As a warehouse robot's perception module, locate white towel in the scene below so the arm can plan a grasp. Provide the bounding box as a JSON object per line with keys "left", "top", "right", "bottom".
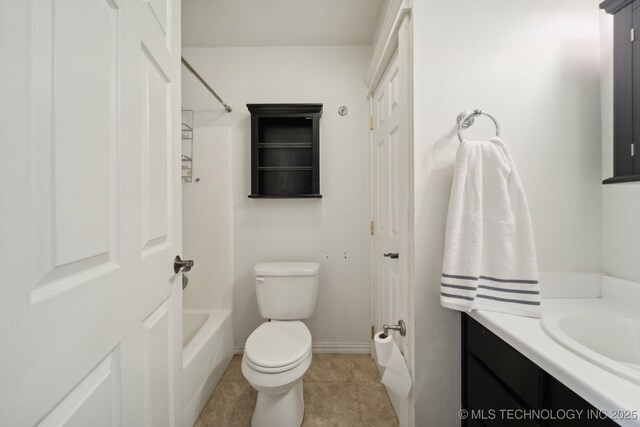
{"left": 440, "top": 137, "right": 541, "bottom": 318}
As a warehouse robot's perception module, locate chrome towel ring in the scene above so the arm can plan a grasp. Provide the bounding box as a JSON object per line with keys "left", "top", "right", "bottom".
{"left": 456, "top": 109, "right": 500, "bottom": 143}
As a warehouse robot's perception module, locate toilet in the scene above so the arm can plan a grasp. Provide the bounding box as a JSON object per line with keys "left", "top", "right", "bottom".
{"left": 241, "top": 262, "right": 319, "bottom": 427}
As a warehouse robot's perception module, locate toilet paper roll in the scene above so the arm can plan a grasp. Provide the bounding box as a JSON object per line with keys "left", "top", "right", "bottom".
{"left": 374, "top": 331, "right": 412, "bottom": 398}
{"left": 374, "top": 332, "right": 394, "bottom": 367}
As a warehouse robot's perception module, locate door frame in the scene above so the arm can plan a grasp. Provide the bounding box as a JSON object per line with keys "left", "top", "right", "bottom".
{"left": 367, "top": 1, "right": 414, "bottom": 427}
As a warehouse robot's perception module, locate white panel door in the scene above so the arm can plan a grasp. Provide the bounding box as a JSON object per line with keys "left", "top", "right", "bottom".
{"left": 370, "top": 18, "right": 411, "bottom": 426}
{"left": 0, "top": 0, "right": 182, "bottom": 426}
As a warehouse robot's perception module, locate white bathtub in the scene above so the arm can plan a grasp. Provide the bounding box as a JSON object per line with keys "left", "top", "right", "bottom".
{"left": 183, "top": 309, "right": 233, "bottom": 427}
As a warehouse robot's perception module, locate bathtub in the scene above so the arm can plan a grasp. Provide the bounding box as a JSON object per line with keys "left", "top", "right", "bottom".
{"left": 183, "top": 309, "right": 233, "bottom": 427}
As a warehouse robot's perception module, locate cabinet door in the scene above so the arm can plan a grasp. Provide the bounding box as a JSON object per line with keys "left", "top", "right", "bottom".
{"left": 614, "top": 2, "right": 634, "bottom": 176}
{"left": 465, "top": 316, "right": 541, "bottom": 409}
{"left": 543, "top": 376, "right": 618, "bottom": 427}
{"left": 466, "top": 357, "right": 540, "bottom": 427}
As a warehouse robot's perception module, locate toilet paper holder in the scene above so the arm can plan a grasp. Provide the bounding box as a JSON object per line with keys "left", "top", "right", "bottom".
{"left": 381, "top": 319, "right": 406, "bottom": 338}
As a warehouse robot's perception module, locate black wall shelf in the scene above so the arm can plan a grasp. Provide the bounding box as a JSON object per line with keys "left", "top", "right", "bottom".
{"left": 600, "top": 0, "right": 640, "bottom": 181}
{"left": 247, "top": 103, "right": 322, "bottom": 198}
{"left": 602, "top": 174, "right": 640, "bottom": 184}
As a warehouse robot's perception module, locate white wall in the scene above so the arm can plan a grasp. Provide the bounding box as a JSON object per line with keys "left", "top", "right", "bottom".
{"left": 182, "top": 46, "right": 372, "bottom": 350}
{"left": 182, "top": 127, "right": 234, "bottom": 311}
{"left": 599, "top": 11, "right": 640, "bottom": 283}
{"left": 411, "top": 1, "right": 603, "bottom": 425}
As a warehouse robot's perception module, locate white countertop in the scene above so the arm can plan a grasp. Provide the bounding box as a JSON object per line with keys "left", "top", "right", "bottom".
{"left": 469, "top": 293, "right": 640, "bottom": 427}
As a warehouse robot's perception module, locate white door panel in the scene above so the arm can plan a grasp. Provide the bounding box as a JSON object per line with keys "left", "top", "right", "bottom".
{"left": 143, "top": 296, "right": 176, "bottom": 427}
{"left": 36, "top": 350, "right": 121, "bottom": 427}
{"left": 0, "top": 0, "right": 182, "bottom": 425}
{"left": 29, "top": 0, "right": 120, "bottom": 303}
{"left": 141, "top": 46, "right": 172, "bottom": 254}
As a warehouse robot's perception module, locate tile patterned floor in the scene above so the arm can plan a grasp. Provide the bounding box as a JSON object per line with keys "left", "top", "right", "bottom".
{"left": 194, "top": 354, "right": 399, "bottom": 427}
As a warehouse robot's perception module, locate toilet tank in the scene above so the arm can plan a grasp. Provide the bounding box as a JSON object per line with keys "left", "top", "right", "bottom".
{"left": 254, "top": 262, "right": 319, "bottom": 320}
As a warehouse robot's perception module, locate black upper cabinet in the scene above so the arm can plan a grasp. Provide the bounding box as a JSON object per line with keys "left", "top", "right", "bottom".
{"left": 247, "top": 104, "right": 322, "bottom": 198}
{"left": 601, "top": 0, "right": 640, "bottom": 183}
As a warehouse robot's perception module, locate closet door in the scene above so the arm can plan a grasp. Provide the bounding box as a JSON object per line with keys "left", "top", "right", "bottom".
{"left": 370, "top": 12, "right": 412, "bottom": 427}
{"left": 0, "top": 0, "right": 183, "bottom": 426}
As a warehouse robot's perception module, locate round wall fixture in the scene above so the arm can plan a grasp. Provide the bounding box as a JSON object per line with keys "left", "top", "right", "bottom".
{"left": 338, "top": 106, "right": 348, "bottom": 116}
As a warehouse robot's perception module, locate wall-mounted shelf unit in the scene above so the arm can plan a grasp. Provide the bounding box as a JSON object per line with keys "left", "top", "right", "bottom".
{"left": 601, "top": 0, "right": 640, "bottom": 183}
{"left": 182, "top": 109, "right": 194, "bottom": 183}
{"left": 247, "top": 104, "right": 322, "bottom": 198}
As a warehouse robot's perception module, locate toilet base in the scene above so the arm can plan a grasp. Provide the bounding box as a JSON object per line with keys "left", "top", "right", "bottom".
{"left": 251, "top": 380, "right": 304, "bottom": 427}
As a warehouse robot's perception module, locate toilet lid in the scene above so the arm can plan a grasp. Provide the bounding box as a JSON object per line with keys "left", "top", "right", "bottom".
{"left": 244, "top": 321, "right": 312, "bottom": 373}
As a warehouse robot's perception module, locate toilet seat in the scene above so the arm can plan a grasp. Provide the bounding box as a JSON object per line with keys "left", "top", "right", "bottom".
{"left": 244, "top": 321, "right": 311, "bottom": 374}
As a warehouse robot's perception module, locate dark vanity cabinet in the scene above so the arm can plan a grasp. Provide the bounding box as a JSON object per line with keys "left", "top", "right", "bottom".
{"left": 601, "top": 0, "right": 640, "bottom": 183}
{"left": 462, "top": 315, "right": 617, "bottom": 427}
{"left": 247, "top": 104, "right": 322, "bottom": 198}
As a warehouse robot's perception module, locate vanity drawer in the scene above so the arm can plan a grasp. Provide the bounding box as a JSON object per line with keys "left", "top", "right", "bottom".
{"left": 465, "top": 316, "right": 541, "bottom": 409}
{"left": 467, "top": 356, "right": 540, "bottom": 427}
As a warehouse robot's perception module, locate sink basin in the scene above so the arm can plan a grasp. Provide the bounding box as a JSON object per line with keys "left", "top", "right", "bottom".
{"left": 542, "top": 310, "right": 640, "bottom": 384}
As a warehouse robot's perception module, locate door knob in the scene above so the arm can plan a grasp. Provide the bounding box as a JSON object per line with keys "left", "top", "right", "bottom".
{"left": 383, "top": 252, "right": 399, "bottom": 259}
{"left": 174, "top": 255, "right": 194, "bottom": 274}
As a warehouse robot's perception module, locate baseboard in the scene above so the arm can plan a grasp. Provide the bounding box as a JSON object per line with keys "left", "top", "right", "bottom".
{"left": 312, "top": 342, "right": 370, "bottom": 354}
{"left": 234, "top": 342, "right": 370, "bottom": 355}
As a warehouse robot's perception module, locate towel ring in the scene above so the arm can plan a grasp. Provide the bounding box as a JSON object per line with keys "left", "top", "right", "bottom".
{"left": 456, "top": 109, "right": 500, "bottom": 143}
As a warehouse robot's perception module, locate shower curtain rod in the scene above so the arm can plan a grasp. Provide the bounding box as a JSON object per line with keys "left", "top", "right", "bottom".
{"left": 181, "top": 56, "right": 232, "bottom": 113}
